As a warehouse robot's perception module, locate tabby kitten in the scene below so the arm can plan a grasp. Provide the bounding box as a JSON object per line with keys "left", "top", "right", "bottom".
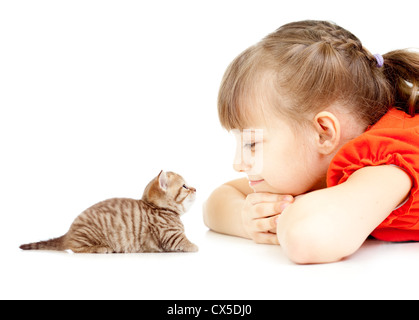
{"left": 20, "top": 171, "right": 198, "bottom": 253}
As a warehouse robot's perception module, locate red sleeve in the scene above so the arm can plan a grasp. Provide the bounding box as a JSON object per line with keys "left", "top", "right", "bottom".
{"left": 328, "top": 127, "right": 419, "bottom": 189}
{"left": 327, "top": 127, "right": 419, "bottom": 241}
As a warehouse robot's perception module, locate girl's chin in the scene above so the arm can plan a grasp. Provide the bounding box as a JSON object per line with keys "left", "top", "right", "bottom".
{"left": 251, "top": 182, "right": 279, "bottom": 193}
{"left": 251, "top": 181, "right": 293, "bottom": 195}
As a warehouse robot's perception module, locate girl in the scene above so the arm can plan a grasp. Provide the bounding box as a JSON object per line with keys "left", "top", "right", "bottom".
{"left": 203, "top": 20, "right": 419, "bottom": 264}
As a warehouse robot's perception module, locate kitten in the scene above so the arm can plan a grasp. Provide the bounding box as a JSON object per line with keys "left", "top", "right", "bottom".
{"left": 20, "top": 171, "right": 198, "bottom": 253}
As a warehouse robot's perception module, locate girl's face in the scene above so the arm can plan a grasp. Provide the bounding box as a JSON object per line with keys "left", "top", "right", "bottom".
{"left": 232, "top": 115, "right": 328, "bottom": 196}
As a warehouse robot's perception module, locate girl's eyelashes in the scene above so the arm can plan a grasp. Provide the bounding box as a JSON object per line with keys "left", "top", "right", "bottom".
{"left": 182, "top": 184, "right": 188, "bottom": 189}
{"left": 244, "top": 142, "right": 258, "bottom": 149}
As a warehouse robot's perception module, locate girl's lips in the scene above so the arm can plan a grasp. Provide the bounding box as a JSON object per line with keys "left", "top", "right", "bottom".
{"left": 249, "top": 179, "right": 264, "bottom": 187}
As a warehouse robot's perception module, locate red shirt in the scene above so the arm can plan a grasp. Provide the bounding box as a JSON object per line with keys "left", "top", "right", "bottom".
{"left": 327, "top": 108, "right": 419, "bottom": 241}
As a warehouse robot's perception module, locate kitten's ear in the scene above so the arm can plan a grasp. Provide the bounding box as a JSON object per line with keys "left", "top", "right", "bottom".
{"left": 158, "top": 170, "right": 168, "bottom": 192}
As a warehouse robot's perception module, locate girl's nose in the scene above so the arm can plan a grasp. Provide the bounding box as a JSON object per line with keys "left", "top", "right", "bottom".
{"left": 233, "top": 161, "right": 251, "bottom": 173}
{"left": 233, "top": 146, "right": 251, "bottom": 172}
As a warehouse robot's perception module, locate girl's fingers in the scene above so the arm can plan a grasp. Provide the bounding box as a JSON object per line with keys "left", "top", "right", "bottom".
{"left": 246, "top": 192, "right": 293, "bottom": 205}
{"left": 250, "top": 201, "right": 292, "bottom": 219}
{"left": 242, "top": 193, "right": 294, "bottom": 244}
{"left": 252, "top": 215, "right": 278, "bottom": 232}
{"left": 252, "top": 232, "right": 279, "bottom": 245}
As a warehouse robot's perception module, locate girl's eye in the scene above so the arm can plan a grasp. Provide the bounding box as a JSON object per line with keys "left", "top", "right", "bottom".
{"left": 244, "top": 142, "right": 257, "bottom": 149}
{"left": 182, "top": 184, "right": 188, "bottom": 189}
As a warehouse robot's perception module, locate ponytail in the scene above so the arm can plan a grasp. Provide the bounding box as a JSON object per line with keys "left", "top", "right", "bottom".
{"left": 382, "top": 50, "right": 419, "bottom": 116}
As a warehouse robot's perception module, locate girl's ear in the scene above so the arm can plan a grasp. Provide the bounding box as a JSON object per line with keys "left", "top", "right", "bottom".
{"left": 313, "top": 111, "right": 341, "bottom": 155}
{"left": 158, "top": 170, "right": 168, "bottom": 191}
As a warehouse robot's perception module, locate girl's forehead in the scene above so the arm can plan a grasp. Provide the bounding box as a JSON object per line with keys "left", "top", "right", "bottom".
{"left": 231, "top": 109, "right": 285, "bottom": 134}
{"left": 231, "top": 109, "right": 296, "bottom": 142}
{"left": 233, "top": 103, "right": 273, "bottom": 130}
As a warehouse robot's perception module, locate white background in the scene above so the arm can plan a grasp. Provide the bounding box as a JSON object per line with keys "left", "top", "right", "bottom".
{"left": 2, "top": 0, "right": 419, "bottom": 300}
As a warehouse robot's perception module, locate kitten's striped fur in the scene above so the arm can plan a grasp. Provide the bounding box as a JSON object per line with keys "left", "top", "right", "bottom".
{"left": 20, "top": 171, "right": 198, "bottom": 253}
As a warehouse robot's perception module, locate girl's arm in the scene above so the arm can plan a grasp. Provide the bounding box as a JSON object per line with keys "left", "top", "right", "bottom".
{"left": 203, "top": 178, "right": 294, "bottom": 243}
{"left": 203, "top": 178, "right": 253, "bottom": 238}
{"left": 276, "top": 165, "right": 412, "bottom": 264}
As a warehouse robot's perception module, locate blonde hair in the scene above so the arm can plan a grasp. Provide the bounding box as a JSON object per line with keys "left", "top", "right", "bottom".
{"left": 218, "top": 20, "right": 419, "bottom": 130}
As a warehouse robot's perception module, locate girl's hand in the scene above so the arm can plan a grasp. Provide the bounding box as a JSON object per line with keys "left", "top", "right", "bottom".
{"left": 242, "top": 193, "right": 294, "bottom": 244}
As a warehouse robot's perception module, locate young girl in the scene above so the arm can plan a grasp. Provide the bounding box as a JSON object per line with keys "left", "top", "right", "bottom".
{"left": 203, "top": 20, "right": 419, "bottom": 264}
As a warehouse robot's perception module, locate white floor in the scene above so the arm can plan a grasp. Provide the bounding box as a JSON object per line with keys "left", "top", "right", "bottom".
{"left": 2, "top": 0, "right": 419, "bottom": 301}
{"left": 4, "top": 214, "right": 419, "bottom": 300}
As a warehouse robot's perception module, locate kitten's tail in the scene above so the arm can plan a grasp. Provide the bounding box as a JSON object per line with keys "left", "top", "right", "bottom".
{"left": 20, "top": 234, "right": 67, "bottom": 251}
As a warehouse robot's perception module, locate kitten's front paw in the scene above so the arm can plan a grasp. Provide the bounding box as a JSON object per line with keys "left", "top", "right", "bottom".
{"left": 188, "top": 243, "right": 199, "bottom": 252}
{"left": 180, "top": 242, "right": 198, "bottom": 252}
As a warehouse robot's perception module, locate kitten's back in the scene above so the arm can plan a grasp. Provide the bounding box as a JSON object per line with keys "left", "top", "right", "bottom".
{"left": 67, "top": 198, "right": 160, "bottom": 253}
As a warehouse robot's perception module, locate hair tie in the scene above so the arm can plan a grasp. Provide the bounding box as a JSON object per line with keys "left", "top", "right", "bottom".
{"left": 373, "top": 54, "right": 384, "bottom": 68}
